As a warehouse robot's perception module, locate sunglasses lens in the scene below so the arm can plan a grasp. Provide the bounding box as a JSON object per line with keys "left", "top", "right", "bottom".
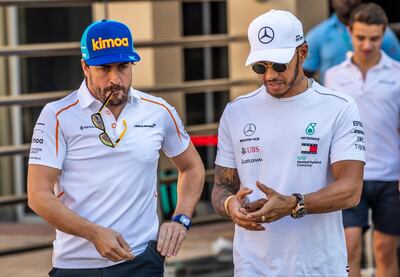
{"left": 252, "top": 63, "right": 267, "bottom": 74}
{"left": 272, "top": 63, "right": 287, "bottom": 73}
{"left": 91, "top": 114, "right": 105, "bottom": 130}
{"left": 99, "top": 133, "right": 114, "bottom": 148}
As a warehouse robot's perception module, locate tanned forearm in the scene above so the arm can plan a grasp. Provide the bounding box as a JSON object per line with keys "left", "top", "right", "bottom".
{"left": 170, "top": 142, "right": 205, "bottom": 218}
{"left": 211, "top": 165, "right": 241, "bottom": 218}
{"left": 27, "top": 165, "right": 100, "bottom": 242}
{"left": 304, "top": 160, "right": 364, "bottom": 214}
{"left": 304, "top": 176, "right": 362, "bottom": 214}
{"left": 174, "top": 162, "right": 205, "bottom": 217}
{"left": 28, "top": 191, "right": 100, "bottom": 241}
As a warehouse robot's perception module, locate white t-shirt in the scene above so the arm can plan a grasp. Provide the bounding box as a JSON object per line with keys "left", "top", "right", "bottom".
{"left": 29, "top": 81, "right": 190, "bottom": 268}
{"left": 215, "top": 81, "right": 365, "bottom": 277}
{"left": 326, "top": 51, "right": 400, "bottom": 181}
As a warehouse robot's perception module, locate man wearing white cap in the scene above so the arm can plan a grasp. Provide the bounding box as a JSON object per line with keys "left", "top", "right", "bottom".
{"left": 212, "top": 10, "right": 366, "bottom": 276}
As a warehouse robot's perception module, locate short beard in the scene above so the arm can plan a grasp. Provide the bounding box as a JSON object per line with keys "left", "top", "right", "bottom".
{"left": 88, "top": 74, "right": 129, "bottom": 106}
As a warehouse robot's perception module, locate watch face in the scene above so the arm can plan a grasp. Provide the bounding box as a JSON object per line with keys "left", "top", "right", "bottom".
{"left": 180, "top": 216, "right": 190, "bottom": 225}
{"left": 294, "top": 207, "right": 306, "bottom": 218}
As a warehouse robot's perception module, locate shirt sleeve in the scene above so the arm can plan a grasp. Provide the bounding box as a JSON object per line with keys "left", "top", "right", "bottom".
{"left": 303, "top": 28, "right": 321, "bottom": 72}
{"left": 215, "top": 104, "right": 236, "bottom": 168}
{"left": 382, "top": 27, "right": 400, "bottom": 61}
{"left": 28, "top": 104, "right": 66, "bottom": 169}
{"left": 330, "top": 100, "right": 366, "bottom": 164}
{"left": 161, "top": 103, "right": 190, "bottom": 158}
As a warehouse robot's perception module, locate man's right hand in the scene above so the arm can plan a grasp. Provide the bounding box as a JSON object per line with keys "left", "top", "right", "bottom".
{"left": 89, "top": 226, "right": 134, "bottom": 262}
{"left": 228, "top": 187, "right": 265, "bottom": 231}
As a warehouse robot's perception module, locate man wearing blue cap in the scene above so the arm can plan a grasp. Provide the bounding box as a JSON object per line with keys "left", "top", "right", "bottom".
{"left": 27, "top": 19, "right": 205, "bottom": 276}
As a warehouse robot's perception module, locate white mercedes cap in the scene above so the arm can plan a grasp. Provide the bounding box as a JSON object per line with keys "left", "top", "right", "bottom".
{"left": 245, "top": 9, "right": 305, "bottom": 66}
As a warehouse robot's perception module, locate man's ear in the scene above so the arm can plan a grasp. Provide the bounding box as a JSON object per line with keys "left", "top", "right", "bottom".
{"left": 81, "top": 59, "right": 90, "bottom": 78}
{"left": 299, "top": 43, "right": 309, "bottom": 63}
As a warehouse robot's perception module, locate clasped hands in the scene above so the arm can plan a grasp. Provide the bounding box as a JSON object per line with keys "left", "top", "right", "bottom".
{"left": 227, "top": 181, "right": 297, "bottom": 231}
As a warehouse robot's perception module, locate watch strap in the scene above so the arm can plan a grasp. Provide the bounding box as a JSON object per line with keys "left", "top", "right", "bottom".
{"left": 291, "top": 193, "right": 306, "bottom": 219}
{"left": 172, "top": 214, "right": 192, "bottom": 230}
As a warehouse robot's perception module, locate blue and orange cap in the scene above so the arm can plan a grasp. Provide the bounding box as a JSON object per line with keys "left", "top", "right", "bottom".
{"left": 80, "top": 19, "right": 141, "bottom": 66}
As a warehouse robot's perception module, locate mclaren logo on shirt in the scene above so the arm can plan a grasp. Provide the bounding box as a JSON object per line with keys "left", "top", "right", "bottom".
{"left": 134, "top": 123, "right": 156, "bottom": 128}
{"left": 80, "top": 125, "right": 95, "bottom": 130}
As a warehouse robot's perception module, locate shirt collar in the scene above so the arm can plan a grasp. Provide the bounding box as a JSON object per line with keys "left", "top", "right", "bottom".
{"left": 77, "top": 80, "right": 140, "bottom": 109}
{"left": 373, "top": 51, "right": 395, "bottom": 70}
{"left": 343, "top": 50, "right": 394, "bottom": 70}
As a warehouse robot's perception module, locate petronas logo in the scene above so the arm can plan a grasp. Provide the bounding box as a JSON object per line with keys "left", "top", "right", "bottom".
{"left": 305, "top": 123, "right": 317, "bottom": 135}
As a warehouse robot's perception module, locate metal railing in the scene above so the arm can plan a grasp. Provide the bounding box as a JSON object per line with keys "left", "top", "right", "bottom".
{"left": 0, "top": 34, "right": 247, "bottom": 57}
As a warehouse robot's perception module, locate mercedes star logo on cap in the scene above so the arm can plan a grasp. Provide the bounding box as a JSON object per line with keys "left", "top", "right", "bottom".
{"left": 258, "top": 26, "right": 274, "bottom": 44}
{"left": 243, "top": 123, "right": 256, "bottom": 137}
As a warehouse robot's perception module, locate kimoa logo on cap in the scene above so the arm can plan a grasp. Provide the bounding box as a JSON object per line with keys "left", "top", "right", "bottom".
{"left": 92, "top": 37, "right": 129, "bottom": 51}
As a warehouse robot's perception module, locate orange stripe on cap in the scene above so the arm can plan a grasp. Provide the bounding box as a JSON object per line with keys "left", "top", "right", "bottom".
{"left": 55, "top": 100, "right": 80, "bottom": 156}
{"left": 141, "top": 97, "right": 182, "bottom": 141}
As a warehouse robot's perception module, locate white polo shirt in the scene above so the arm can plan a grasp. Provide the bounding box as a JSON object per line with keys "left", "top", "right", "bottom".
{"left": 29, "top": 81, "right": 190, "bottom": 268}
{"left": 215, "top": 81, "right": 365, "bottom": 277}
{"left": 326, "top": 51, "right": 400, "bottom": 181}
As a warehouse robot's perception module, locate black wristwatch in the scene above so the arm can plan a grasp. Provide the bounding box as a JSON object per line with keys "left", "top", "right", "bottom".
{"left": 290, "top": 193, "right": 307, "bottom": 219}
{"left": 172, "top": 214, "right": 192, "bottom": 230}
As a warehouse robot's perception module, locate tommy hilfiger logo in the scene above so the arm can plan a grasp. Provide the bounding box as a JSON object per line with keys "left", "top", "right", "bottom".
{"left": 301, "top": 143, "right": 318, "bottom": 154}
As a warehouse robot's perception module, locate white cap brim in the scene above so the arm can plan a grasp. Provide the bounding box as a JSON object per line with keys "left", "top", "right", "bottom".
{"left": 245, "top": 47, "right": 296, "bottom": 66}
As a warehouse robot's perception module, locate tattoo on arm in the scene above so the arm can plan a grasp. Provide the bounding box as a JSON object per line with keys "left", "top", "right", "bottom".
{"left": 211, "top": 165, "right": 241, "bottom": 217}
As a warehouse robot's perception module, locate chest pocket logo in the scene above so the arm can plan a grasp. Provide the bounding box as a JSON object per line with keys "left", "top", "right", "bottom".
{"left": 305, "top": 123, "right": 317, "bottom": 135}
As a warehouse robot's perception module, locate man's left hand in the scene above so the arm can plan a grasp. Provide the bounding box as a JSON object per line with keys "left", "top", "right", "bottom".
{"left": 157, "top": 222, "right": 187, "bottom": 257}
{"left": 245, "top": 181, "right": 296, "bottom": 223}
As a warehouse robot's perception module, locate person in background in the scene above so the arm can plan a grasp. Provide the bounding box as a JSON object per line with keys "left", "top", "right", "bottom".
{"left": 326, "top": 4, "right": 400, "bottom": 277}
{"left": 27, "top": 19, "right": 205, "bottom": 277}
{"left": 304, "top": 0, "right": 400, "bottom": 84}
{"left": 212, "top": 9, "right": 365, "bottom": 276}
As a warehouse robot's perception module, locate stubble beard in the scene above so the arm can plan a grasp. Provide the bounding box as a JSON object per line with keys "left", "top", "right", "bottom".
{"left": 88, "top": 74, "right": 130, "bottom": 106}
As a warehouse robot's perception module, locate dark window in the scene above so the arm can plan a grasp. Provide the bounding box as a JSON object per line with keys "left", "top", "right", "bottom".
{"left": 182, "top": 1, "right": 227, "bottom": 36}
{"left": 18, "top": 7, "right": 91, "bottom": 43}
{"left": 210, "top": 1, "right": 227, "bottom": 34}
{"left": 181, "top": 1, "right": 228, "bottom": 216}
{"left": 184, "top": 46, "right": 228, "bottom": 81}
{"left": 212, "top": 47, "right": 229, "bottom": 78}
{"left": 184, "top": 48, "right": 205, "bottom": 81}
{"left": 185, "top": 93, "right": 206, "bottom": 125}
{"left": 18, "top": 7, "right": 91, "bottom": 142}
{"left": 182, "top": 2, "right": 203, "bottom": 36}
{"left": 185, "top": 91, "right": 228, "bottom": 125}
